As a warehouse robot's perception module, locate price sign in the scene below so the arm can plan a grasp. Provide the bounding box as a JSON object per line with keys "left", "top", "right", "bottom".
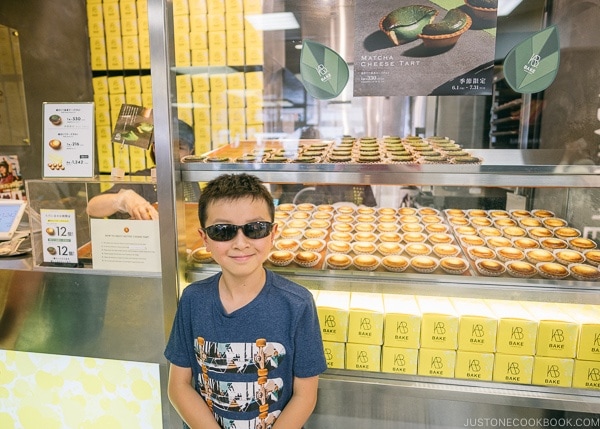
{"left": 42, "top": 102, "right": 95, "bottom": 178}
{"left": 40, "top": 209, "right": 78, "bottom": 264}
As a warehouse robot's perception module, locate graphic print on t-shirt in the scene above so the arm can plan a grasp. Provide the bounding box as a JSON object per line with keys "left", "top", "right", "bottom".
{"left": 195, "top": 337, "right": 287, "bottom": 427}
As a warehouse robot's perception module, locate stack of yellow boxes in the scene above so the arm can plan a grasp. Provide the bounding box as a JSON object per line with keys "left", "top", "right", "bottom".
{"left": 416, "top": 296, "right": 459, "bottom": 378}
{"left": 382, "top": 294, "right": 420, "bottom": 375}
{"left": 346, "top": 292, "right": 385, "bottom": 372}
{"left": 564, "top": 304, "right": 600, "bottom": 389}
{"left": 312, "top": 291, "right": 600, "bottom": 391}
{"left": 87, "top": 0, "right": 266, "bottom": 173}
{"left": 316, "top": 290, "right": 350, "bottom": 370}
{"left": 488, "top": 299, "right": 538, "bottom": 384}
{"left": 171, "top": 0, "right": 265, "bottom": 152}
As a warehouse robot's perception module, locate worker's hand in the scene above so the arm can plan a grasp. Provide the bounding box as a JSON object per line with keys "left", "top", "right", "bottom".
{"left": 114, "top": 189, "right": 159, "bottom": 220}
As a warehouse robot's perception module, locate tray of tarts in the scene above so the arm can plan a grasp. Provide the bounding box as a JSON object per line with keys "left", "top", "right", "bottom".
{"left": 188, "top": 204, "right": 600, "bottom": 281}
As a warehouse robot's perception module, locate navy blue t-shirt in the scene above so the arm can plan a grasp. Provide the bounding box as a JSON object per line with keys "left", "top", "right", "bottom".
{"left": 165, "top": 269, "right": 327, "bottom": 428}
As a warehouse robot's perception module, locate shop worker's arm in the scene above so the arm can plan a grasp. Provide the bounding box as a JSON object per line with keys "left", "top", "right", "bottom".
{"left": 272, "top": 375, "right": 319, "bottom": 429}
{"left": 168, "top": 364, "right": 221, "bottom": 429}
{"left": 86, "top": 189, "right": 158, "bottom": 220}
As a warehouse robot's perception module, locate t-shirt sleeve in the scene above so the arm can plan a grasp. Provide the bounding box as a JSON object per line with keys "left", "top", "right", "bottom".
{"left": 164, "top": 292, "right": 193, "bottom": 368}
{"left": 292, "top": 293, "right": 327, "bottom": 378}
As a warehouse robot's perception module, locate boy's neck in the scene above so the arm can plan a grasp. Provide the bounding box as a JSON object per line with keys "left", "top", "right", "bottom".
{"left": 218, "top": 269, "right": 266, "bottom": 314}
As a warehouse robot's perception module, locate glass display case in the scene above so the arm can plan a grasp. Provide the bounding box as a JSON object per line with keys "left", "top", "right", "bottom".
{"left": 143, "top": 0, "right": 600, "bottom": 426}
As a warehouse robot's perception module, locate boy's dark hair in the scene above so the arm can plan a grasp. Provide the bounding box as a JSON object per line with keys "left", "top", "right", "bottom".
{"left": 198, "top": 173, "right": 275, "bottom": 227}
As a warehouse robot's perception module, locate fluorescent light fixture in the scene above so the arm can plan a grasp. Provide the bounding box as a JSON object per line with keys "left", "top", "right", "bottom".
{"left": 498, "top": 0, "right": 523, "bottom": 16}
{"left": 245, "top": 12, "right": 300, "bottom": 31}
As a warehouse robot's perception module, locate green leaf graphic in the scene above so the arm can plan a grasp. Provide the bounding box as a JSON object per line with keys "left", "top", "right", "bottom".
{"left": 504, "top": 25, "right": 560, "bottom": 94}
{"left": 300, "top": 40, "right": 350, "bottom": 100}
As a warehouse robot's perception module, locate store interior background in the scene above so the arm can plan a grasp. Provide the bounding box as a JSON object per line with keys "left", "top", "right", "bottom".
{"left": 1, "top": 1, "right": 600, "bottom": 428}
{"left": 1, "top": 0, "right": 599, "bottom": 184}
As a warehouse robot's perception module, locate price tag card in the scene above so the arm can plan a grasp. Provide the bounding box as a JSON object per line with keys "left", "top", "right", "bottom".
{"left": 43, "top": 102, "right": 95, "bottom": 178}
{"left": 40, "top": 209, "right": 78, "bottom": 264}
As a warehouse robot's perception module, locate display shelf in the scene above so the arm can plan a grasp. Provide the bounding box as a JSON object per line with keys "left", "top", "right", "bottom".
{"left": 181, "top": 149, "right": 600, "bottom": 187}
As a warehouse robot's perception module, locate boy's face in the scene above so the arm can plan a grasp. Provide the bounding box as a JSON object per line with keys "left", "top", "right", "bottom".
{"left": 199, "top": 196, "right": 276, "bottom": 279}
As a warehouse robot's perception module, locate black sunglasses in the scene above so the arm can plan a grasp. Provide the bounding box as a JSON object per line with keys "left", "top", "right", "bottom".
{"left": 202, "top": 221, "right": 275, "bottom": 242}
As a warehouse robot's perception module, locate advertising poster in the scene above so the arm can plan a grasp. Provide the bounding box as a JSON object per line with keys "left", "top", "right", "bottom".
{"left": 353, "top": 0, "right": 497, "bottom": 96}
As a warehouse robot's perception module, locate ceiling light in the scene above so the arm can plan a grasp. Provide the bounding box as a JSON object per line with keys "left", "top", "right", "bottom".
{"left": 245, "top": 12, "right": 300, "bottom": 31}
{"left": 498, "top": 0, "right": 523, "bottom": 16}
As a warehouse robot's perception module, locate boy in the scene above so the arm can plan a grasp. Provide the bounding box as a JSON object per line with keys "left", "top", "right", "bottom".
{"left": 165, "top": 173, "right": 327, "bottom": 428}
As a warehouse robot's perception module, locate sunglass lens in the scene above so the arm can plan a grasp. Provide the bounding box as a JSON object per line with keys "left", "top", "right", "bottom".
{"left": 244, "top": 221, "right": 271, "bottom": 239}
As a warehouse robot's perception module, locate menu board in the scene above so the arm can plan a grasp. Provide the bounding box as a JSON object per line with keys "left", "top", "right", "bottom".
{"left": 42, "top": 102, "right": 95, "bottom": 178}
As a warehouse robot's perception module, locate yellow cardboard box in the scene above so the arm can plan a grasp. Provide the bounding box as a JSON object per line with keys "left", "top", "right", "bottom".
{"left": 527, "top": 302, "right": 579, "bottom": 358}
{"left": 345, "top": 343, "right": 381, "bottom": 372}
{"left": 316, "top": 290, "right": 350, "bottom": 343}
{"left": 207, "top": 0, "right": 225, "bottom": 14}
{"left": 95, "top": 109, "right": 112, "bottom": 127}
{"left": 92, "top": 76, "right": 109, "bottom": 94}
{"left": 173, "top": 0, "right": 190, "bottom": 16}
{"left": 225, "top": 0, "right": 244, "bottom": 13}
{"left": 245, "top": 71, "right": 264, "bottom": 89}
{"left": 418, "top": 348, "right": 456, "bottom": 378}
{"left": 103, "top": 2, "right": 120, "bottom": 21}
{"left": 383, "top": 294, "right": 421, "bottom": 349}
{"left": 192, "top": 74, "right": 210, "bottom": 92}
{"left": 194, "top": 107, "right": 211, "bottom": 127}
{"left": 347, "top": 292, "right": 384, "bottom": 345}
{"left": 227, "top": 48, "right": 245, "bottom": 66}
{"left": 572, "top": 359, "right": 600, "bottom": 390}
{"left": 190, "top": 31, "right": 208, "bottom": 51}
{"left": 416, "top": 296, "right": 459, "bottom": 350}
{"left": 89, "top": 37, "right": 108, "bottom": 71}
{"left": 207, "top": 13, "right": 226, "bottom": 31}
{"left": 193, "top": 91, "right": 211, "bottom": 108}
{"left": 226, "top": 72, "right": 245, "bottom": 90}
{"left": 124, "top": 76, "right": 142, "bottom": 94}
{"left": 381, "top": 346, "right": 418, "bottom": 375}
{"left": 455, "top": 350, "right": 494, "bottom": 381}
{"left": 176, "top": 74, "right": 193, "bottom": 95}
{"left": 104, "top": 18, "right": 122, "bottom": 37}
{"left": 243, "top": 0, "right": 262, "bottom": 15}
{"left": 228, "top": 124, "right": 246, "bottom": 142}
{"left": 189, "top": 0, "right": 208, "bottom": 14}
{"left": 492, "top": 353, "right": 534, "bottom": 385}
{"left": 487, "top": 299, "right": 538, "bottom": 356}
{"left": 228, "top": 108, "right": 246, "bottom": 127}
{"left": 245, "top": 106, "right": 263, "bottom": 125}
{"left": 227, "top": 90, "right": 245, "bottom": 109}
{"left": 532, "top": 356, "right": 574, "bottom": 388}
{"left": 191, "top": 49, "right": 209, "bottom": 67}
{"left": 452, "top": 297, "right": 498, "bottom": 353}
{"left": 563, "top": 304, "right": 600, "bottom": 362}
{"left": 246, "top": 124, "right": 263, "bottom": 140}
{"left": 322, "top": 341, "right": 345, "bottom": 370}
{"left": 141, "top": 75, "right": 153, "bottom": 93}
{"left": 94, "top": 94, "right": 110, "bottom": 111}
{"left": 190, "top": 14, "right": 208, "bottom": 33}
{"left": 125, "top": 93, "right": 143, "bottom": 106}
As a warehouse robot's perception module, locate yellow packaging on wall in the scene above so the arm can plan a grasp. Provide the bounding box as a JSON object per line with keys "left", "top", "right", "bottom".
{"left": 141, "top": 93, "right": 153, "bottom": 108}
{"left": 416, "top": 295, "right": 459, "bottom": 350}
{"left": 244, "top": 89, "right": 263, "bottom": 107}
{"left": 381, "top": 346, "right": 418, "bottom": 375}
{"left": 228, "top": 124, "right": 246, "bottom": 141}
{"left": 451, "top": 298, "right": 498, "bottom": 353}
{"left": 527, "top": 302, "right": 579, "bottom": 358}
{"left": 125, "top": 93, "right": 143, "bottom": 106}
{"left": 225, "top": 0, "right": 244, "bottom": 13}
{"left": 492, "top": 353, "right": 534, "bottom": 385}
{"left": 345, "top": 343, "right": 381, "bottom": 372}
{"left": 121, "top": 17, "right": 139, "bottom": 37}
{"left": 244, "top": 45, "right": 264, "bottom": 66}
{"left": 323, "top": 341, "right": 345, "bottom": 370}
{"left": 228, "top": 108, "right": 246, "bottom": 128}
{"left": 194, "top": 107, "right": 211, "bottom": 127}
{"left": 207, "top": 13, "right": 226, "bottom": 32}
{"left": 245, "top": 71, "right": 264, "bottom": 89}
{"left": 227, "top": 90, "right": 245, "bottom": 109}
{"left": 174, "top": 15, "right": 191, "bottom": 35}
{"left": 138, "top": 33, "right": 151, "bottom": 68}
{"left": 189, "top": 0, "right": 208, "bottom": 14}
{"left": 211, "top": 108, "right": 228, "bottom": 127}
{"left": 191, "top": 74, "right": 210, "bottom": 92}
{"left": 418, "top": 348, "right": 456, "bottom": 378}
{"left": 532, "top": 356, "right": 574, "bottom": 388}
{"left": 129, "top": 145, "right": 147, "bottom": 172}
{"left": 95, "top": 109, "right": 112, "bottom": 127}
{"left": 316, "top": 290, "right": 350, "bottom": 343}
{"left": 226, "top": 30, "right": 245, "bottom": 50}
{"left": 207, "top": 0, "right": 226, "bottom": 14}
{"left": 113, "top": 143, "right": 131, "bottom": 172}
{"left": 243, "top": 0, "right": 262, "bottom": 14}
{"left": 246, "top": 124, "right": 263, "bottom": 139}
{"left": 347, "top": 292, "right": 384, "bottom": 345}
{"left": 106, "top": 35, "right": 124, "bottom": 70}
{"left": 89, "top": 37, "right": 108, "bottom": 71}
{"left": 173, "top": 0, "right": 190, "bottom": 16}
{"left": 225, "top": 12, "right": 244, "bottom": 30}
{"left": 191, "top": 49, "right": 209, "bottom": 67}
{"left": 572, "top": 360, "right": 600, "bottom": 390}
{"left": 455, "top": 350, "right": 494, "bottom": 381}
{"left": 193, "top": 91, "right": 210, "bottom": 108}
{"left": 226, "top": 72, "right": 245, "bottom": 90}
{"left": 383, "top": 294, "right": 421, "bottom": 349}
{"left": 194, "top": 125, "right": 212, "bottom": 152}
{"left": 563, "top": 304, "right": 600, "bottom": 362}
{"left": 210, "top": 91, "right": 228, "bottom": 109}
{"left": 92, "top": 76, "right": 109, "bottom": 94}
{"left": 123, "top": 42, "right": 141, "bottom": 69}
{"left": 103, "top": 2, "right": 121, "bottom": 21}
{"left": 124, "top": 76, "right": 142, "bottom": 94}
{"left": 141, "top": 75, "right": 153, "bottom": 93}
{"left": 227, "top": 48, "right": 245, "bottom": 67}
{"left": 176, "top": 74, "right": 193, "bottom": 95}
{"left": 94, "top": 94, "right": 110, "bottom": 111}
{"left": 190, "top": 14, "right": 208, "bottom": 33}
{"left": 487, "top": 299, "right": 538, "bottom": 356}
{"left": 245, "top": 107, "right": 263, "bottom": 125}
{"left": 190, "top": 31, "right": 208, "bottom": 51}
